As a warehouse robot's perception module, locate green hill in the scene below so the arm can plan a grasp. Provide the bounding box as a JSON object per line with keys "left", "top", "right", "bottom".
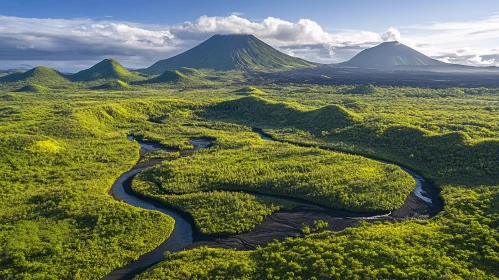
{"left": 140, "top": 34, "right": 316, "bottom": 74}
{"left": 69, "top": 59, "right": 137, "bottom": 81}
{"left": 92, "top": 80, "right": 130, "bottom": 90}
{"left": 347, "top": 84, "right": 380, "bottom": 94}
{"left": 137, "top": 70, "right": 187, "bottom": 84}
{"left": 206, "top": 96, "right": 361, "bottom": 134}
{"left": 234, "top": 86, "right": 265, "bottom": 95}
{"left": 0, "top": 66, "right": 69, "bottom": 85}
{"left": 14, "top": 84, "right": 50, "bottom": 93}
{"left": 341, "top": 41, "right": 446, "bottom": 68}
{"left": 176, "top": 67, "right": 201, "bottom": 76}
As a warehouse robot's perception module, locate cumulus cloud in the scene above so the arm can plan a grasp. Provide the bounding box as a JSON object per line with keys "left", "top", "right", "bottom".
{"left": 1, "top": 14, "right": 499, "bottom": 71}
{"left": 382, "top": 27, "right": 401, "bottom": 42}
{"left": 434, "top": 50, "right": 498, "bottom": 66}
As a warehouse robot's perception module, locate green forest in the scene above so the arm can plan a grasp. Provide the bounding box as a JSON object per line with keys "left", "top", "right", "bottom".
{"left": 133, "top": 130, "right": 414, "bottom": 212}
{"left": 0, "top": 82, "right": 498, "bottom": 279}
{"left": 130, "top": 121, "right": 414, "bottom": 234}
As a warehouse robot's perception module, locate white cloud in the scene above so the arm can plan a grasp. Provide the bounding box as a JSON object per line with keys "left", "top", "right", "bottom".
{"left": 399, "top": 15, "right": 499, "bottom": 66}
{"left": 170, "top": 15, "right": 384, "bottom": 48}
{"left": 0, "top": 14, "right": 499, "bottom": 71}
{"left": 382, "top": 27, "right": 401, "bottom": 42}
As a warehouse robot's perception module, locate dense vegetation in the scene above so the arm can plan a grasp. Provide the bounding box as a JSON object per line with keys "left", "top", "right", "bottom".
{"left": 206, "top": 95, "right": 362, "bottom": 134}
{"left": 138, "top": 189, "right": 293, "bottom": 235}
{"left": 132, "top": 131, "right": 414, "bottom": 213}
{"left": 138, "top": 185, "right": 499, "bottom": 279}
{"left": 14, "top": 84, "right": 51, "bottom": 93}
{"left": 129, "top": 123, "right": 296, "bottom": 235}
{"left": 129, "top": 117, "right": 414, "bottom": 234}
{"left": 0, "top": 82, "right": 497, "bottom": 279}
{"left": 0, "top": 98, "right": 182, "bottom": 279}
{"left": 234, "top": 86, "right": 266, "bottom": 95}
{"left": 136, "top": 87, "right": 499, "bottom": 279}
{"left": 92, "top": 80, "right": 130, "bottom": 91}
{"left": 136, "top": 70, "right": 187, "bottom": 85}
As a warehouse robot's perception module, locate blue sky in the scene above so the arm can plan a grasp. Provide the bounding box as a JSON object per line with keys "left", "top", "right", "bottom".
{"left": 1, "top": 0, "right": 499, "bottom": 71}
{"left": 2, "top": 0, "right": 497, "bottom": 30}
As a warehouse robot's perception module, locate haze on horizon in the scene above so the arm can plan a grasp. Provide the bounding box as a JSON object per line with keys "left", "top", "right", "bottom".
{"left": 1, "top": 0, "right": 499, "bottom": 72}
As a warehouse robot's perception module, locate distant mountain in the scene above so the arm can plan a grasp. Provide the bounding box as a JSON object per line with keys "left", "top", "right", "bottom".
{"left": 70, "top": 59, "right": 136, "bottom": 81}
{"left": 341, "top": 41, "right": 445, "bottom": 68}
{"left": 140, "top": 34, "right": 315, "bottom": 74}
{"left": 0, "top": 65, "right": 32, "bottom": 73}
{"left": 0, "top": 70, "right": 22, "bottom": 77}
{"left": 17, "top": 64, "right": 34, "bottom": 70}
{"left": 0, "top": 66, "right": 69, "bottom": 84}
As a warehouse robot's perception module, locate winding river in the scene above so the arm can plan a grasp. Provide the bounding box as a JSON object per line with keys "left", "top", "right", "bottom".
{"left": 103, "top": 130, "right": 442, "bottom": 280}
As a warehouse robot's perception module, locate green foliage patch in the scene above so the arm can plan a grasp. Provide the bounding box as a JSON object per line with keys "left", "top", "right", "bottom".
{"left": 234, "top": 86, "right": 266, "bottom": 95}
{"left": 92, "top": 80, "right": 130, "bottom": 91}
{"left": 15, "top": 84, "right": 50, "bottom": 93}
{"left": 134, "top": 134, "right": 414, "bottom": 213}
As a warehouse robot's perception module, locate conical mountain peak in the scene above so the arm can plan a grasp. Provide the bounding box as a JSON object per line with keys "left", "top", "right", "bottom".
{"left": 0, "top": 66, "right": 68, "bottom": 84}
{"left": 342, "top": 41, "right": 445, "bottom": 68}
{"left": 141, "top": 34, "right": 315, "bottom": 74}
{"left": 70, "top": 58, "right": 135, "bottom": 81}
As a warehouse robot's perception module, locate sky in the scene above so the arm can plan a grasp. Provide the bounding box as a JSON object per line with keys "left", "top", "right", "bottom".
{"left": 1, "top": 0, "right": 499, "bottom": 72}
